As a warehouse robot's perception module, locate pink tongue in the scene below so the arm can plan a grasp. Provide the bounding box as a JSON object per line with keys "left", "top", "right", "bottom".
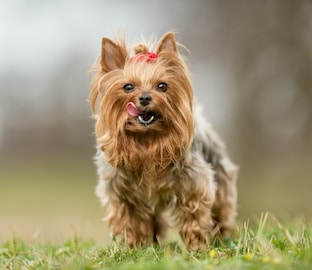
{"left": 126, "top": 102, "right": 139, "bottom": 116}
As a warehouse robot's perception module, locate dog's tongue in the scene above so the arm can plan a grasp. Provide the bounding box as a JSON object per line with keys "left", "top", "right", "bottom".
{"left": 126, "top": 102, "right": 139, "bottom": 116}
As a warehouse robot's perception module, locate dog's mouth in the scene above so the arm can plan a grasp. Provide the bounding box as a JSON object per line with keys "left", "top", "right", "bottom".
{"left": 137, "top": 111, "right": 155, "bottom": 125}
{"left": 126, "top": 102, "right": 156, "bottom": 126}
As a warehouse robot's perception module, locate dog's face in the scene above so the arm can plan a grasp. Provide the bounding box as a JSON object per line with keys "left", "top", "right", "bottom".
{"left": 90, "top": 32, "right": 195, "bottom": 168}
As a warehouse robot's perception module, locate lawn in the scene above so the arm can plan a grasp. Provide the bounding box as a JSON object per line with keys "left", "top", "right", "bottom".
{"left": 1, "top": 213, "right": 311, "bottom": 269}
{"left": 1, "top": 158, "right": 311, "bottom": 269}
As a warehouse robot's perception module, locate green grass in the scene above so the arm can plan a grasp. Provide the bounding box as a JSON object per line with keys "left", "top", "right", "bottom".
{"left": 1, "top": 213, "right": 311, "bottom": 270}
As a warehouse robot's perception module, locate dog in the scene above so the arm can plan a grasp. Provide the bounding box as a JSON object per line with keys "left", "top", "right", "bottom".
{"left": 89, "top": 32, "right": 238, "bottom": 250}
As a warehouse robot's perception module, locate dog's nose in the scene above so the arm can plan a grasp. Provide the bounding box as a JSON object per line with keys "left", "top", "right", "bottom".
{"left": 139, "top": 94, "right": 152, "bottom": 106}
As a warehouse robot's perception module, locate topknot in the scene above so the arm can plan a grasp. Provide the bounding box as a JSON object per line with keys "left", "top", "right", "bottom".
{"left": 134, "top": 43, "right": 149, "bottom": 55}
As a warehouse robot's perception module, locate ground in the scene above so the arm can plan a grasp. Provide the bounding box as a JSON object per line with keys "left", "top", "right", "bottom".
{"left": 1, "top": 213, "right": 311, "bottom": 270}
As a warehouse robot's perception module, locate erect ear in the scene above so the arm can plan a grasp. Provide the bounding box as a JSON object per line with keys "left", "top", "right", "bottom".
{"left": 156, "top": 32, "right": 178, "bottom": 55}
{"left": 101, "top": 37, "right": 126, "bottom": 72}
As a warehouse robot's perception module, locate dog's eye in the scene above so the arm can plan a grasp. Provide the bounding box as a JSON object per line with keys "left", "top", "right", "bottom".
{"left": 157, "top": 82, "right": 167, "bottom": 92}
{"left": 123, "top": 84, "right": 135, "bottom": 93}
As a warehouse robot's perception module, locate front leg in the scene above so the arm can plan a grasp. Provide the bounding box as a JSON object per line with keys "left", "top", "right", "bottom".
{"left": 179, "top": 210, "right": 213, "bottom": 250}
{"left": 107, "top": 199, "right": 155, "bottom": 247}
{"left": 175, "top": 157, "right": 216, "bottom": 250}
{"left": 95, "top": 161, "right": 157, "bottom": 247}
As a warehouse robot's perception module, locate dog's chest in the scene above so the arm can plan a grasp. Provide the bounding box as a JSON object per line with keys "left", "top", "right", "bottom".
{"left": 127, "top": 166, "right": 176, "bottom": 206}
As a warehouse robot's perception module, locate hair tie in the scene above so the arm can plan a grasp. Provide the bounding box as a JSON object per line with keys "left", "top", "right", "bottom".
{"left": 130, "top": 52, "right": 157, "bottom": 63}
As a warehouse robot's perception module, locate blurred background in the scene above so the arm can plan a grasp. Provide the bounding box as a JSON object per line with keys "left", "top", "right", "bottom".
{"left": 1, "top": 0, "right": 311, "bottom": 243}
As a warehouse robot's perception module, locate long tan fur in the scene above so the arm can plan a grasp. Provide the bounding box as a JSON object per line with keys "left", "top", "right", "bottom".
{"left": 90, "top": 32, "right": 238, "bottom": 250}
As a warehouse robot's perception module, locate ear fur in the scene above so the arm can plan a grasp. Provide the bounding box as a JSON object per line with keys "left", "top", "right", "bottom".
{"left": 101, "top": 38, "right": 126, "bottom": 72}
{"left": 156, "top": 32, "right": 178, "bottom": 55}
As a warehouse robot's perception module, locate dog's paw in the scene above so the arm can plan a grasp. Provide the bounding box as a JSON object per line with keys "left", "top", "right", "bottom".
{"left": 120, "top": 221, "right": 154, "bottom": 248}
{"left": 180, "top": 219, "right": 208, "bottom": 250}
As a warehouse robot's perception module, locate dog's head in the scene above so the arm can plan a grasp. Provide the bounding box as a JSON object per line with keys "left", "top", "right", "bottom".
{"left": 90, "top": 32, "right": 194, "bottom": 169}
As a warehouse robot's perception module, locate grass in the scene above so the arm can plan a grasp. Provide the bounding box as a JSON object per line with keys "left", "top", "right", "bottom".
{"left": 1, "top": 158, "right": 311, "bottom": 268}
{"left": 1, "top": 213, "right": 311, "bottom": 270}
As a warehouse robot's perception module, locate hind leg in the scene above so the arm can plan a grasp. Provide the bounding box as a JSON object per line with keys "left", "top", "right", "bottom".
{"left": 212, "top": 159, "right": 238, "bottom": 237}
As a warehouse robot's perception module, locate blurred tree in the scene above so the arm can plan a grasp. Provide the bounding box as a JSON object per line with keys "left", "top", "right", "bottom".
{"left": 0, "top": 0, "right": 311, "bottom": 165}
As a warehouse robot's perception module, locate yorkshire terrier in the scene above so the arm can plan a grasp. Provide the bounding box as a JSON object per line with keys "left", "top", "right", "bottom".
{"left": 90, "top": 32, "right": 238, "bottom": 250}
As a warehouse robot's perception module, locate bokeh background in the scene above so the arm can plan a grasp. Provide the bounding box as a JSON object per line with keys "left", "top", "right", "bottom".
{"left": 1, "top": 0, "right": 311, "bottom": 243}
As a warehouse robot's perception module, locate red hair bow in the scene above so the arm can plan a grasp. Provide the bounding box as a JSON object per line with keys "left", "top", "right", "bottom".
{"left": 130, "top": 52, "right": 157, "bottom": 63}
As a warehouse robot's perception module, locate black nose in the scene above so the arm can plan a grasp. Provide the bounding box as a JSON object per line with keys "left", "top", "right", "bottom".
{"left": 139, "top": 94, "right": 152, "bottom": 106}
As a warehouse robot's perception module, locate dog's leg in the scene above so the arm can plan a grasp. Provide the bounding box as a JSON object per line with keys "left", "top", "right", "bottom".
{"left": 194, "top": 120, "right": 238, "bottom": 238}
{"left": 107, "top": 199, "right": 156, "bottom": 247}
{"left": 212, "top": 158, "right": 238, "bottom": 237}
{"left": 179, "top": 205, "right": 213, "bottom": 250}
{"left": 175, "top": 156, "right": 216, "bottom": 250}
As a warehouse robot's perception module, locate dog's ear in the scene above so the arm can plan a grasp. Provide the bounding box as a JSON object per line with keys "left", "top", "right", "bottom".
{"left": 101, "top": 38, "right": 126, "bottom": 72}
{"left": 156, "top": 32, "right": 178, "bottom": 55}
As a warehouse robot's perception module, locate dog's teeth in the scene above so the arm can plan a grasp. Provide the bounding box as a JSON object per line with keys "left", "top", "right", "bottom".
{"left": 138, "top": 115, "right": 154, "bottom": 125}
{"left": 148, "top": 115, "right": 154, "bottom": 123}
